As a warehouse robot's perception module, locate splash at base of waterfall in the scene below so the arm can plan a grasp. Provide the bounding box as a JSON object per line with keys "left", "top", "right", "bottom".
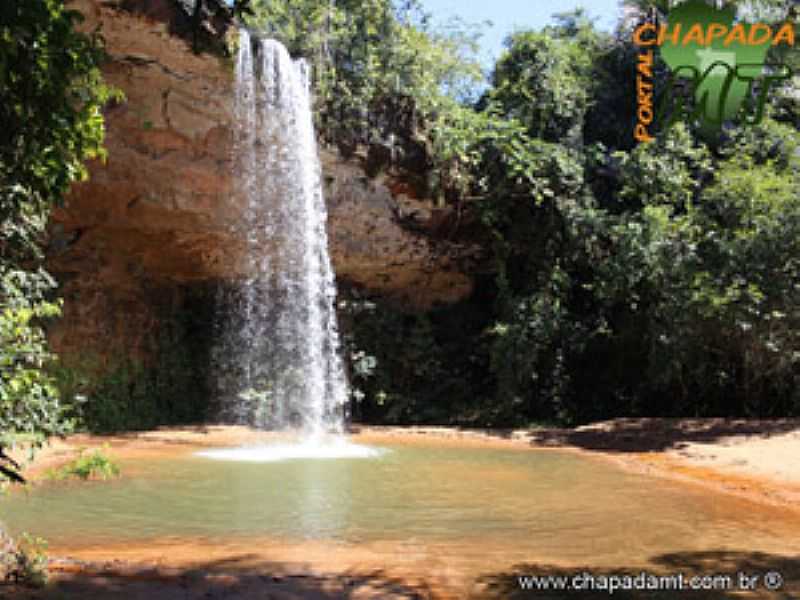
{"left": 195, "top": 438, "right": 384, "bottom": 462}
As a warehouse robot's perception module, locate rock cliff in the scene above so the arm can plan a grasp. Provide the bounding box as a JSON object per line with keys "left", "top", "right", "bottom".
{"left": 48, "top": 0, "right": 476, "bottom": 364}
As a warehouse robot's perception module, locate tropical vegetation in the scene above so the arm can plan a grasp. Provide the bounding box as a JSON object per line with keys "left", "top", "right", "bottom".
{"left": 244, "top": 0, "right": 800, "bottom": 425}
{"left": 0, "top": 0, "right": 116, "bottom": 481}
{"left": 0, "top": 0, "right": 798, "bottom": 482}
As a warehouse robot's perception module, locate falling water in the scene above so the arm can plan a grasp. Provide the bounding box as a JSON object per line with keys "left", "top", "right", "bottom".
{"left": 212, "top": 31, "right": 348, "bottom": 439}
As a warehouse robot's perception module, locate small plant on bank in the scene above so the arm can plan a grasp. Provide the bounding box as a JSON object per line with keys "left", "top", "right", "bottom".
{"left": 46, "top": 445, "right": 120, "bottom": 481}
{"left": 1, "top": 532, "right": 49, "bottom": 587}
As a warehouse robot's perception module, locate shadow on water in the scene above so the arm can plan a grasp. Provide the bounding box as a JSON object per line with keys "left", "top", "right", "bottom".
{"left": 441, "top": 418, "right": 800, "bottom": 453}
{"left": 2, "top": 555, "right": 433, "bottom": 600}
{"left": 472, "top": 550, "right": 800, "bottom": 599}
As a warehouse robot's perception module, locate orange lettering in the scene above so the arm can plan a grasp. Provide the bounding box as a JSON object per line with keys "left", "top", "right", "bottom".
{"left": 772, "top": 22, "right": 795, "bottom": 46}
{"left": 634, "top": 124, "right": 654, "bottom": 143}
{"left": 724, "top": 24, "right": 747, "bottom": 47}
{"left": 637, "top": 50, "right": 654, "bottom": 78}
{"left": 658, "top": 24, "right": 681, "bottom": 46}
{"left": 683, "top": 24, "right": 706, "bottom": 46}
{"left": 638, "top": 105, "right": 654, "bottom": 125}
{"left": 634, "top": 23, "right": 657, "bottom": 46}
{"left": 748, "top": 23, "right": 772, "bottom": 46}
{"left": 706, "top": 23, "right": 728, "bottom": 45}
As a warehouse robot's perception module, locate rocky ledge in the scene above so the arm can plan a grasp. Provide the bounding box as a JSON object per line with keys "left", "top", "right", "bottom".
{"left": 49, "top": 0, "right": 477, "bottom": 360}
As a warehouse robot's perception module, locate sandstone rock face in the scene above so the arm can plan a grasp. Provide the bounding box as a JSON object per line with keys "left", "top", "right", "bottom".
{"left": 49, "top": 0, "right": 475, "bottom": 362}
{"left": 323, "top": 152, "right": 475, "bottom": 309}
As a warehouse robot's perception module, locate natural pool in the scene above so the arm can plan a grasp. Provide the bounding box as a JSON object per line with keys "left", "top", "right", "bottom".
{"left": 3, "top": 437, "right": 800, "bottom": 596}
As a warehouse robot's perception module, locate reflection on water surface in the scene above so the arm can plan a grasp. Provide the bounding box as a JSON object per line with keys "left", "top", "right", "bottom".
{"left": 3, "top": 442, "right": 799, "bottom": 584}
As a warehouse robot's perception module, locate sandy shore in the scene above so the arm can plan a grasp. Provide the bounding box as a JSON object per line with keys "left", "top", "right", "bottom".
{"left": 526, "top": 418, "right": 800, "bottom": 510}
{"left": 356, "top": 420, "right": 800, "bottom": 511}
{"left": 9, "top": 418, "right": 800, "bottom": 510}
{"left": 4, "top": 419, "right": 800, "bottom": 599}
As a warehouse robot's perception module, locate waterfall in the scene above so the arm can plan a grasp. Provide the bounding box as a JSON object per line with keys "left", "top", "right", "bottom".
{"left": 212, "top": 31, "right": 348, "bottom": 438}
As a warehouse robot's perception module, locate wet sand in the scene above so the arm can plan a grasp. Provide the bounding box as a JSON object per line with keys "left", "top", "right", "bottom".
{"left": 9, "top": 420, "right": 800, "bottom": 517}
{"left": 359, "top": 420, "right": 800, "bottom": 510}
{"left": 4, "top": 420, "right": 800, "bottom": 599}
{"left": 14, "top": 419, "right": 800, "bottom": 481}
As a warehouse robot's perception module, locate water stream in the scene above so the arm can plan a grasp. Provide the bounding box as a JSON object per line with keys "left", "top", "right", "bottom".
{"left": 212, "top": 32, "right": 348, "bottom": 439}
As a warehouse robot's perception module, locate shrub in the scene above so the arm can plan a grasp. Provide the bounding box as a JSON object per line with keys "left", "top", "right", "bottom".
{"left": 46, "top": 445, "right": 120, "bottom": 481}
{"left": 1, "top": 532, "right": 49, "bottom": 587}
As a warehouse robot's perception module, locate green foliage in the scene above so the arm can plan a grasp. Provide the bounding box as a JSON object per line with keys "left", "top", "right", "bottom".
{"left": 0, "top": 0, "right": 117, "bottom": 224}
{"left": 490, "top": 27, "right": 595, "bottom": 144}
{"left": 246, "top": 0, "right": 486, "bottom": 198}
{"left": 75, "top": 360, "right": 162, "bottom": 434}
{"left": 591, "top": 119, "right": 800, "bottom": 417}
{"left": 615, "top": 123, "right": 712, "bottom": 209}
{"left": 1, "top": 532, "right": 49, "bottom": 587}
{"left": 46, "top": 445, "right": 119, "bottom": 481}
{"left": 0, "top": 0, "right": 116, "bottom": 481}
{"left": 49, "top": 294, "right": 214, "bottom": 434}
{"left": 0, "top": 269, "right": 66, "bottom": 450}
{"left": 55, "top": 345, "right": 208, "bottom": 435}
{"left": 437, "top": 14, "right": 800, "bottom": 425}
{"left": 0, "top": 254, "right": 67, "bottom": 485}
{"left": 340, "top": 293, "right": 491, "bottom": 424}
{"left": 243, "top": 1, "right": 799, "bottom": 426}
{"left": 482, "top": 117, "right": 800, "bottom": 423}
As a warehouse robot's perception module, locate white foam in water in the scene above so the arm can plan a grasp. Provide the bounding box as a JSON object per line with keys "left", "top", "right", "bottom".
{"left": 196, "top": 439, "right": 384, "bottom": 462}
{"left": 212, "top": 31, "right": 349, "bottom": 435}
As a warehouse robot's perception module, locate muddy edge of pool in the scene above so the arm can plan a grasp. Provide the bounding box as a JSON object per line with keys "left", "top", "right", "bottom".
{"left": 11, "top": 418, "right": 800, "bottom": 512}
{"left": 4, "top": 419, "right": 800, "bottom": 599}
{"left": 358, "top": 420, "right": 800, "bottom": 513}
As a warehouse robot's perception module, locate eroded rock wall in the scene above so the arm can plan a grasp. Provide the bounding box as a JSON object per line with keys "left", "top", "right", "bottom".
{"left": 49, "top": 0, "right": 475, "bottom": 367}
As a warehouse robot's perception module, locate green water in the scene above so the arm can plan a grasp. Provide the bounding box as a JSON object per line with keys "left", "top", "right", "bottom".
{"left": 2, "top": 443, "right": 798, "bottom": 566}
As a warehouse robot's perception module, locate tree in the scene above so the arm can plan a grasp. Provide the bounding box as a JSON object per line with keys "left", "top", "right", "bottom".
{"left": 474, "top": 8, "right": 800, "bottom": 424}
{"left": 245, "top": 0, "right": 486, "bottom": 200}
{"left": 0, "top": 0, "right": 116, "bottom": 482}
